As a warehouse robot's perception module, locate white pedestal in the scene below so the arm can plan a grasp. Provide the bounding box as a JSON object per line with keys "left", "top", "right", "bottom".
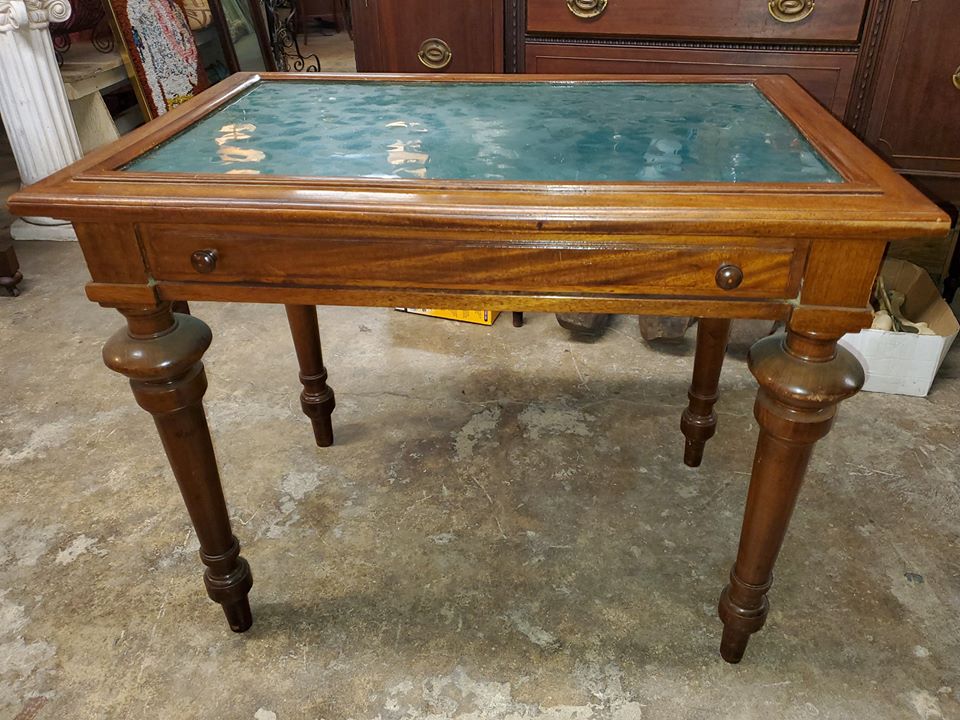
{"left": 10, "top": 217, "right": 77, "bottom": 241}
{"left": 0, "top": 0, "right": 83, "bottom": 237}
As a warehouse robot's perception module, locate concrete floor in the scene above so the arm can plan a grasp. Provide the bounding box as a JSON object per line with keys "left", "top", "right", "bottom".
{"left": 1, "top": 238, "right": 959, "bottom": 719}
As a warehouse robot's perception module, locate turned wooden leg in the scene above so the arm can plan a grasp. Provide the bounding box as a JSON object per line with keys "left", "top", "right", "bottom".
{"left": 717, "top": 328, "right": 863, "bottom": 662}
{"left": 103, "top": 304, "right": 253, "bottom": 632}
{"left": 285, "top": 304, "right": 336, "bottom": 447}
{"left": 681, "top": 318, "right": 732, "bottom": 467}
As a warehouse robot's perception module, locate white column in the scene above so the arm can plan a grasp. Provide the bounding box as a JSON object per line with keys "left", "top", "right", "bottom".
{"left": 0, "top": 0, "right": 82, "bottom": 239}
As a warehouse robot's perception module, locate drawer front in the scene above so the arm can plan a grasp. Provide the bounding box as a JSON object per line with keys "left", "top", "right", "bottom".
{"left": 355, "top": 0, "right": 503, "bottom": 73}
{"left": 525, "top": 42, "right": 858, "bottom": 117}
{"left": 527, "top": 0, "right": 868, "bottom": 43}
{"left": 141, "top": 226, "right": 804, "bottom": 300}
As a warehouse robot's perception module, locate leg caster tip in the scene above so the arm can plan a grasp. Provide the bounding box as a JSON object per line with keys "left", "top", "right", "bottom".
{"left": 683, "top": 439, "right": 705, "bottom": 467}
{"left": 311, "top": 417, "right": 334, "bottom": 447}
{"left": 222, "top": 596, "right": 253, "bottom": 632}
{"left": 719, "top": 625, "right": 749, "bottom": 664}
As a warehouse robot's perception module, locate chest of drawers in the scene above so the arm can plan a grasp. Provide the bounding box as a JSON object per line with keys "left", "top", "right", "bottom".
{"left": 516, "top": 0, "right": 871, "bottom": 118}
{"left": 526, "top": 0, "right": 869, "bottom": 44}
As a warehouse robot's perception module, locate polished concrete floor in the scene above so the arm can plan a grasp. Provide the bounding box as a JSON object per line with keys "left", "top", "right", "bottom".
{"left": 1, "top": 237, "right": 959, "bottom": 719}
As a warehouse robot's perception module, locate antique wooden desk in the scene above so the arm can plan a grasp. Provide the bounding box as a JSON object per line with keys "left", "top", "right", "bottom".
{"left": 9, "top": 73, "right": 948, "bottom": 663}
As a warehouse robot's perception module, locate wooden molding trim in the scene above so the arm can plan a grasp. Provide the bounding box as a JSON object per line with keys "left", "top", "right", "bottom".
{"left": 846, "top": 0, "right": 893, "bottom": 133}
{"left": 524, "top": 36, "right": 860, "bottom": 54}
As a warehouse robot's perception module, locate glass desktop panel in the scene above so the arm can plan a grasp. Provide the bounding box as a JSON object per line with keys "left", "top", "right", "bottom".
{"left": 125, "top": 80, "right": 843, "bottom": 183}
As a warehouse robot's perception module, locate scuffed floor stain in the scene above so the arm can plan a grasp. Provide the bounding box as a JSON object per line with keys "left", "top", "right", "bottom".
{"left": 0, "top": 409, "right": 129, "bottom": 469}
{"left": 374, "top": 665, "right": 643, "bottom": 720}
{"left": 12, "top": 696, "right": 47, "bottom": 720}
{"left": 0, "top": 516, "right": 61, "bottom": 567}
{"left": 54, "top": 534, "right": 98, "bottom": 565}
{"left": 453, "top": 406, "right": 502, "bottom": 463}
{"left": 206, "top": 392, "right": 293, "bottom": 427}
{"left": 0, "top": 420, "right": 74, "bottom": 467}
{"left": 0, "top": 591, "right": 56, "bottom": 708}
{"left": 505, "top": 609, "right": 562, "bottom": 653}
{"left": 905, "top": 690, "right": 944, "bottom": 719}
{"left": 257, "top": 467, "right": 335, "bottom": 540}
{"left": 517, "top": 405, "right": 593, "bottom": 441}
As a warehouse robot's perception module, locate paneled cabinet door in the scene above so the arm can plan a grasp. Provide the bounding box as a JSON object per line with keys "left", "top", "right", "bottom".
{"left": 351, "top": 0, "right": 503, "bottom": 73}
{"left": 863, "top": 0, "right": 960, "bottom": 194}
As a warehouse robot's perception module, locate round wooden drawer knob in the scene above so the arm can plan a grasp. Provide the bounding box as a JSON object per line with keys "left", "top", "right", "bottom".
{"left": 190, "top": 249, "right": 219, "bottom": 273}
{"left": 716, "top": 264, "right": 744, "bottom": 290}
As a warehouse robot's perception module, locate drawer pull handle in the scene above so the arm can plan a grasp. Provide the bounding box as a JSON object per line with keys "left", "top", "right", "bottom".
{"left": 190, "top": 249, "right": 219, "bottom": 273}
{"left": 566, "top": 0, "right": 607, "bottom": 19}
{"left": 768, "top": 0, "right": 814, "bottom": 23}
{"left": 716, "top": 264, "right": 744, "bottom": 291}
{"left": 953, "top": 66, "right": 960, "bottom": 90}
{"left": 418, "top": 38, "right": 452, "bottom": 70}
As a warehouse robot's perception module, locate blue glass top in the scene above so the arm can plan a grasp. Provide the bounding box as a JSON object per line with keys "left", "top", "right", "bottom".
{"left": 123, "top": 80, "right": 843, "bottom": 183}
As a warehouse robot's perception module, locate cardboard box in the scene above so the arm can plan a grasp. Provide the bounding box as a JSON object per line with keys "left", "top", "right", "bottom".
{"left": 838, "top": 259, "right": 959, "bottom": 397}
{"left": 396, "top": 308, "right": 500, "bottom": 326}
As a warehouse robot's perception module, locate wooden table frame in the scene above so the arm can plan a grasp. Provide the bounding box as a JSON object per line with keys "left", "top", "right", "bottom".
{"left": 9, "top": 72, "right": 948, "bottom": 663}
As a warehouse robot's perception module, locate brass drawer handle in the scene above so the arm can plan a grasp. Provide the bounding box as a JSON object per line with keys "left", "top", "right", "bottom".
{"left": 716, "top": 264, "right": 744, "bottom": 291}
{"left": 768, "top": 0, "right": 815, "bottom": 23}
{"left": 190, "top": 248, "right": 219, "bottom": 273}
{"left": 566, "top": 0, "right": 607, "bottom": 19}
{"left": 953, "top": 66, "right": 960, "bottom": 90}
{"left": 418, "top": 38, "right": 452, "bottom": 70}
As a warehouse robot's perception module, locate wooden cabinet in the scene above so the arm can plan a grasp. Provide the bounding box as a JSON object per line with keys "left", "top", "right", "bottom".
{"left": 526, "top": 0, "right": 869, "bottom": 44}
{"left": 351, "top": 0, "right": 503, "bottom": 73}
{"left": 856, "top": 0, "right": 960, "bottom": 204}
{"left": 511, "top": 3, "right": 870, "bottom": 120}
{"left": 852, "top": 0, "right": 960, "bottom": 283}
{"left": 525, "top": 42, "right": 858, "bottom": 117}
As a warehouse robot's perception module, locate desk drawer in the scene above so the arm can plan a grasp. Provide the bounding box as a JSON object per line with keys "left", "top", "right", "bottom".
{"left": 526, "top": 0, "right": 868, "bottom": 44}
{"left": 524, "top": 42, "right": 858, "bottom": 117}
{"left": 141, "top": 226, "right": 805, "bottom": 300}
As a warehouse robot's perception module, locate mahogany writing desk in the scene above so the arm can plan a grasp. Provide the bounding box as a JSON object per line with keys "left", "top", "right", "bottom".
{"left": 9, "top": 73, "right": 948, "bottom": 663}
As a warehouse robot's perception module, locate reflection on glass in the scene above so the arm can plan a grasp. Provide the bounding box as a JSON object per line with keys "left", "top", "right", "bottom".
{"left": 214, "top": 121, "right": 263, "bottom": 167}
{"left": 125, "top": 81, "right": 843, "bottom": 183}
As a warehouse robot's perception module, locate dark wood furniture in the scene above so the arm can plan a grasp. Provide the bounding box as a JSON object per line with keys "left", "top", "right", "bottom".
{"left": 853, "top": 0, "right": 960, "bottom": 205}
{"left": 8, "top": 73, "right": 948, "bottom": 664}
{"left": 681, "top": 318, "right": 732, "bottom": 468}
{"left": 0, "top": 244, "right": 22, "bottom": 296}
{"left": 352, "top": 0, "right": 503, "bottom": 73}
{"left": 849, "top": 0, "right": 960, "bottom": 287}
{"left": 512, "top": 0, "right": 869, "bottom": 119}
